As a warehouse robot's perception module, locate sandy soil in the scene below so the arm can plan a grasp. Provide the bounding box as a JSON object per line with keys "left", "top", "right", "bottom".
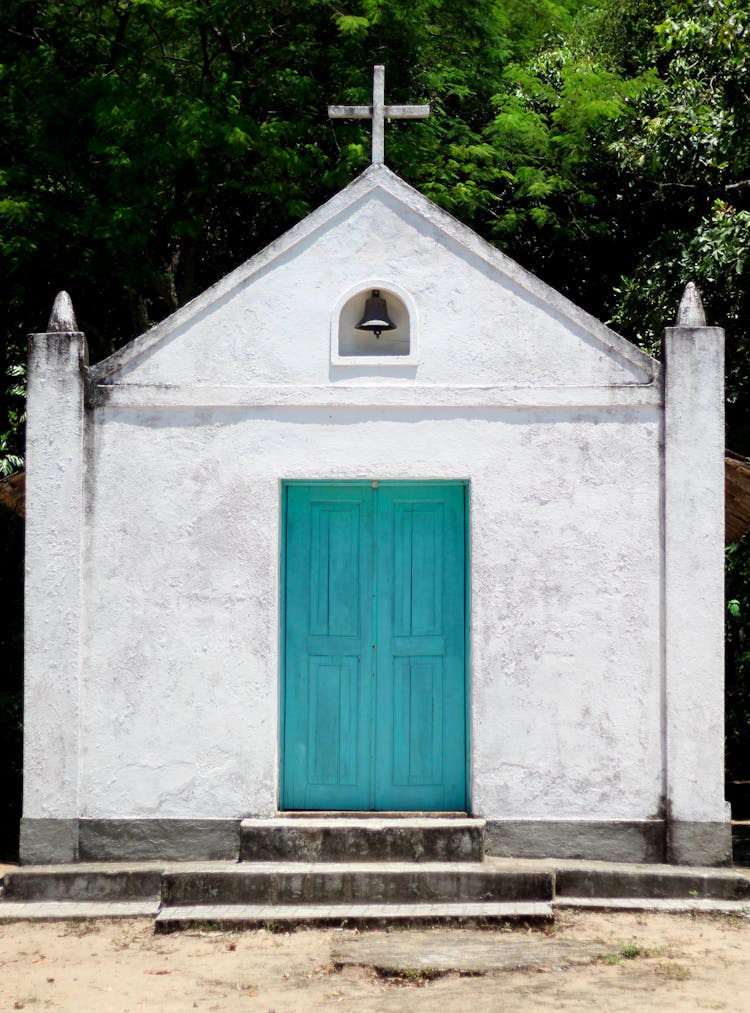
{"left": 1, "top": 909, "right": 749, "bottom": 1012}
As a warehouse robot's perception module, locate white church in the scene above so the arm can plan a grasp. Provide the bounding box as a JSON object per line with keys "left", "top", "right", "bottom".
{"left": 22, "top": 68, "right": 730, "bottom": 867}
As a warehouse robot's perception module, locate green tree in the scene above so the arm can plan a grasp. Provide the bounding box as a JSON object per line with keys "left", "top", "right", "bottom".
{"left": 483, "top": 0, "right": 750, "bottom": 429}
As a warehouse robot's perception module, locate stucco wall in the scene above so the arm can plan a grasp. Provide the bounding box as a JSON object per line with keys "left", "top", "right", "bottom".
{"left": 77, "top": 403, "right": 662, "bottom": 821}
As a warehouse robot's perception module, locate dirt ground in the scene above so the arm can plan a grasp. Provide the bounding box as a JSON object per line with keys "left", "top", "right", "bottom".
{"left": 1, "top": 909, "right": 749, "bottom": 1012}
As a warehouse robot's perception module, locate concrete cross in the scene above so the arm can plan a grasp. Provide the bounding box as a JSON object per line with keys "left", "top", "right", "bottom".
{"left": 328, "top": 65, "right": 430, "bottom": 165}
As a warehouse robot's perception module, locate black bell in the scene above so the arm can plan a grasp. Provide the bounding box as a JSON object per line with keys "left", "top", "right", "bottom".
{"left": 355, "top": 290, "right": 396, "bottom": 339}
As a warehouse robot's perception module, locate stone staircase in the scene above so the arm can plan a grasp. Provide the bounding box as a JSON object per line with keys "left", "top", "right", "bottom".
{"left": 154, "top": 816, "right": 553, "bottom": 930}
{"left": 2, "top": 816, "right": 750, "bottom": 928}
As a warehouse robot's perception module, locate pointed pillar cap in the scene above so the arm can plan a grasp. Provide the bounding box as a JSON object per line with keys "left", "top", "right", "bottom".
{"left": 47, "top": 291, "right": 79, "bottom": 332}
{"left": 676, "top": 281, "right": 707, "bottom": 327}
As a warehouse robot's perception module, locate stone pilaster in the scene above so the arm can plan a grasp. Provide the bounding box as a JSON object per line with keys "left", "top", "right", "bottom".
{"left": 22, "top": 293, "right": 87, "bottom": 863}
{"left": 663, "top": 284, "right": 731, "bottom": 865}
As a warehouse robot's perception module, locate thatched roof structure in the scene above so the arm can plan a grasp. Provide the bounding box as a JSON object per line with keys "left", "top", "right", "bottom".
{"left": 0, "top": 471, "right": 25, "bottom": 518}
{"left": 726, "top": 452, "right": 750, "bottom": 544}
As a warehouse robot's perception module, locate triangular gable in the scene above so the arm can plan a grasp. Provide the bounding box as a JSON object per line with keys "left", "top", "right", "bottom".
{"left": 90, "top": 163, "right": 658, "bottom": 385}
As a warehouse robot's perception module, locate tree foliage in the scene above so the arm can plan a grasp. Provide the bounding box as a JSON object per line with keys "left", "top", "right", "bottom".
{"left": 484, "top": 0, "right": 750, "bottom": 446}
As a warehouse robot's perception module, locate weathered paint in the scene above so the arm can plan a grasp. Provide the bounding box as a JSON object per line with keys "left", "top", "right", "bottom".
{"left": 22, "top": 166, "right": 728, "bottom": 863}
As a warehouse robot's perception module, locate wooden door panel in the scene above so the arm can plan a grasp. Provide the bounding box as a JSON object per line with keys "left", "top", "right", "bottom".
{"left": 282, "top": 481, "right": 466, "bottom": 811}
{"left": 307, "top": 655, "right": 361, "bottom": 786}
{"left": 283, "top": 485, "right": 373, "bottom": 809}
{"left": 392, "top": 656, "right": 444, "bottom": 786}
{"left": 375, "top": 484, "right": 466, "bottom": 810}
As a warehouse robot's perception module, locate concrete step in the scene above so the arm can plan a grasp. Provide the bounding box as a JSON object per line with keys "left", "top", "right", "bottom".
{"left": 162, "top": 861, "right": 553, "bottom": 906}
{"left": 554, "top": 896, "right": 750, "bottom": 914}
{"left": 0, "top": 900, "right": 160, "bottom": 921}
{"left": 1, "top": 863, "right": 163, "bottom": 902}
{"left": 155, "top": 900, "right": 553, "bottom": 931}
{"left": 3, "top": 857, "right": 749, "bottom": 927}
{"left": 553, "top": 863, "right": 750, "bottom": 901}
{"left": 240, "top": 816, "right": 485, "bottom": 863}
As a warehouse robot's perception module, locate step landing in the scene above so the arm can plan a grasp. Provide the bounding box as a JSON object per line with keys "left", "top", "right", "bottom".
{"left": 240, "top": 816, "right": 485, "bottom": 862}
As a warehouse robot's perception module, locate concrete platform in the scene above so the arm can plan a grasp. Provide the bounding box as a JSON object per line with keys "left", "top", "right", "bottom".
{"left": 331, "top": 929, "right": 608, "bottom": 974}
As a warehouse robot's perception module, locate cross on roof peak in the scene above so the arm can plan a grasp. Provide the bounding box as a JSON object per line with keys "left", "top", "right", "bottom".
{"left": 328, "top": 65, "right": 430, "bottom": 165}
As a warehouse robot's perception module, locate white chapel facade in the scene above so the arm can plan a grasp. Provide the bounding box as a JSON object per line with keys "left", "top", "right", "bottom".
{"left": 22, "top": 70, "right": 729, "bottom": 866}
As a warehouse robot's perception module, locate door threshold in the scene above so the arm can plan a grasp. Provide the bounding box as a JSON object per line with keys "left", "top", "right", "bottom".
{"left": 276, "top": 811, "right": 470, "bottom": 819}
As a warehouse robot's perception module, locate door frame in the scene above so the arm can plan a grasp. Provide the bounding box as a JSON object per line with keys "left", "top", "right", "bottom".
{"left": 278, "top": 479, "right": 471, "bottom": 812}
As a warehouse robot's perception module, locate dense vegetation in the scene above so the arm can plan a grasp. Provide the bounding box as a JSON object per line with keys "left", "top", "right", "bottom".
{"left": 2, "top": 0, "right": 749, "bottom": 856}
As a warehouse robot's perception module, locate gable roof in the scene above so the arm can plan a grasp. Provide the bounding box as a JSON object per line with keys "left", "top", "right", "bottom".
{"left": 90, "top": 163, "right": 659, "bottom": 384}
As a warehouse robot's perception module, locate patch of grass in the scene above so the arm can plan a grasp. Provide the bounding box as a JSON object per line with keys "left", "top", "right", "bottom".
{"left": 111, "top": 925, "right": 143, "bottom": 950}
{"left": 204, "top": 977, "right": 257, "bottom": 994}
{"left": 376, "top": 966, "right": 446, "bottom": 986}
{"left": 229, "top": 980, "right": 257, "bottom": 995}
{"left": 620, "top": 942, "right": 649, "bottom": 959}
{"left": 62, "top": 919, "right": 99, "bottom": 937}
{"left": 655, "top": 960, "right": 691, "bottom": 980}
{"left": 598, "top": 940, "right": 656, "bottom": 965}
{"left": 600, "top": 953, "right": 623, "bottom": 965}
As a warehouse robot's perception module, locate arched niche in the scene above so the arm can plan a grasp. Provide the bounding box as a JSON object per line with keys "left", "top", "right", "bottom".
{"left": 331, "top": 283, "right": 417, "bottom": 365}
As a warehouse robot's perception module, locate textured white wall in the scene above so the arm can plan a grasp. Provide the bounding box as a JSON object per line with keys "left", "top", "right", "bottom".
{"left": 76, "top": 404, "right": 663, "bottom": 820}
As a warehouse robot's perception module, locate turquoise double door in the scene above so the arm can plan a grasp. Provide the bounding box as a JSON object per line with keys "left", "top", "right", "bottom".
{"left": 282, "top": 481, "right": 468, "bottom": 811}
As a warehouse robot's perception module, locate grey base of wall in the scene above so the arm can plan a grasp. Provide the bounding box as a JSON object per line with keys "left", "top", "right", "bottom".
{"left": 20, "top": 817, "right": 733, "bottom": 867}
{"left": 20, "top": 819, "right": 241, "bottom": 864}
{"left": 667, "top": 821, "right": 734, "bottom": 866}
{"left": 485, "top": 819, "right": 733, "bottom": 867}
